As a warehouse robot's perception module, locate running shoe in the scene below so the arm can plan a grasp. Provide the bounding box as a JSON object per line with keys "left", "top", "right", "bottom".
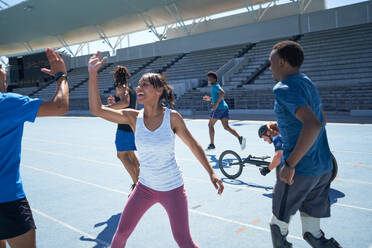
{"left": 239, "top": 136, "right": 246, "bottom": 150}
{"left": 303, "top": 230, "right": 342, "bottom": 248}
{"left": 206, "top": 144, "right": 216, "bottom": 150}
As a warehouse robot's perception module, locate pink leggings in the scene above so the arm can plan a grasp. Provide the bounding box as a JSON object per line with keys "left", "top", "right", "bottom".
{"left": 111, "top": 183, "right": 199, "bottom": 248}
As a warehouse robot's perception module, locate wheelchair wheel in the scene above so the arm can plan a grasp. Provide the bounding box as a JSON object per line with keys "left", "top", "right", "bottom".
{"left": 330, "top": 153, "right": 338, "bottom": 182}
{"left": 218, "top": 150, "right": 243, "bottom": 179}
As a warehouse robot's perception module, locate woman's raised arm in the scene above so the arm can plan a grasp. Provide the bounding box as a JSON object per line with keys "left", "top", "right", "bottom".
{"left": 88, "top": 51, "right": 137, "bottom": 127}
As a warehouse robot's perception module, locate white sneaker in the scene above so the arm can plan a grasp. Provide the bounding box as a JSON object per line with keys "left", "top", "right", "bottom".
{"left": 239, "top": 136, "right": 246, "bottom": 150}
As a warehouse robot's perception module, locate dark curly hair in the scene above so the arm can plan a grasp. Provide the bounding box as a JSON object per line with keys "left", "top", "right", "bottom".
{"left": 207, "top": 71, "right": 218, "bottom": 80}
{"left": 112, "top": 65, "right": 131, "bottom": 87}
{"left": 273, "top": 41, "right": 304, "bottom": 68}
{"left": 140, "top": 73, "right": 175, "bottom": 108}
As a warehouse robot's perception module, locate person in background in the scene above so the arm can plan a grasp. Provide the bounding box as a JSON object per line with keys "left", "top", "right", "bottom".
{"left": 258, "top": 122, "right": 283, "bottom": 177}
{"left": 202, "top": 71, "right": 246, "bottom": 150}
{"left": 106, "top": 65, "right": 139, "bottom": 195}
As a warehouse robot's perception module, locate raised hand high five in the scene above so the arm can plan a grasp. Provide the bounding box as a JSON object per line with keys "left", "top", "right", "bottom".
{"left": 41, "top": 48, "right": 67, "bottom": 76}
{"left": 88, "top": 51, "right": 107, "bottom": 74}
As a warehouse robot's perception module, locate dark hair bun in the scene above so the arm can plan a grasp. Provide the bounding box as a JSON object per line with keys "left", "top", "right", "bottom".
{"left": 114, "top": 65, "right": 131, "bottom": 86}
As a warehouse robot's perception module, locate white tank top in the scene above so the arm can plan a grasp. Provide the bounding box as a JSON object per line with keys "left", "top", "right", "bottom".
{"left": 135, "top": 108, "right": 184, "bottom": 191}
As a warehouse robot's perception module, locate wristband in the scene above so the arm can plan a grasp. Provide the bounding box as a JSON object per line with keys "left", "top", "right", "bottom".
{"left": 284, "top": 159, "right": 295, "bottom": 170}
{"left": 54, "top": 72, "right": 67, "bottom": 81}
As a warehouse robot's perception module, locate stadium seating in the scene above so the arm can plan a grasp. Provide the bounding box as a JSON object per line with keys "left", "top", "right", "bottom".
{"left": 222, "top": 38, "right": 288, "bottom": 87}
{"left": 163, "top": 44, "right": 249, "bottom": 81}
{"left": 70, "top": 57, "right": 154, "bottom": 99}
{"left": 255, "top": 23, "right": 372, "bottom": 87}
{"left": 11, "top": 23, "right": 372, "bottom": 113}
{"left": 32, "top": 67, "right": 89, "bottom": 100}
{"left": 176, "top": 23, "right": 372, "bottom": 112}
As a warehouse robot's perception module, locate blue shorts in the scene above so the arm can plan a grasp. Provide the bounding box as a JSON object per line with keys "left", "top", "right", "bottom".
{"left": 115, "top": 129, "right": 137, "bottom": 152}
{"left": 210, "top": 109, "right": 230, "bottom": 120}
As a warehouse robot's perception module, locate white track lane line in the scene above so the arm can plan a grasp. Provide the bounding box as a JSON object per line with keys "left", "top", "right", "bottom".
{"left": 24, "top": 135, "right": 372, "bottom": 170}
{"left": 189, "top": 209, "right": 302, "bottom": 240}
{"left": 334, "top": 178, "right": 372, "bottom": 185}
{"left": 23, "top": 147, "right": 272, "bottom": 194}
{"left": 23, "top": 146, "right": 372, "bottom": 187}
{"left": 184, "top": 119, "right": 372, "bottom": 126}
{"left": 332, "top": 150, "right": 372, "bottom": 155}
{"left": 54, "top": 116, "right": 372, "bottom": 126}
{"left": 184, "top": 177, "right": 273, "bottom": 194}
{"left": 23, "top": 147, "right": 120, "bottom": 168}
{"left": 31, "top": 208, "right": 110, "bottom": 247}
{"left": 25, "top": 137, "right": 372, "bottom": 166}
{"left": 23, "top": 138, "right": 112, "bottom": 152}
{"left": 23, "top": 164, "right": 302, "bottom": 240}
{"left": 333, "top": 203, "right": 372, "bottom": 212}
{"left": 24, "top": 163, "right": 372, "bottom": 229}
{"left": 24, "top": 164, "right": 128, "bottom": 195}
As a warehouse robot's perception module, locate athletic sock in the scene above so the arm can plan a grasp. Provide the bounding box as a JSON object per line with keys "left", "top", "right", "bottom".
{"left": 300, "top": 212, "right": 322, "bottom": 239}
{"left": 270, "top": 214, "right": 289, "bottom": 236}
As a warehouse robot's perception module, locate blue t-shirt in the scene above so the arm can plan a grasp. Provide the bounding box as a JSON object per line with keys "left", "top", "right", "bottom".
{"left": 273, "top": 73, "right": 332, "bottom": 176}
{"left": 272, "top": 135, "right": 284, "bottom": 152}
{"left": 211, "top": 83, "right": 229, "bottom": 110}
{"left": 0, "top": 93, "right": 42, "bottom": 203}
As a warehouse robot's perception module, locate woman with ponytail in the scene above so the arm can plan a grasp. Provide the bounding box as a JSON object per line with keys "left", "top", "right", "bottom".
{"left": 105, "top": 65, "right": 139, "bottom": 195}
{"left": 88, "top": 52, "right": 224, "bottom": 248}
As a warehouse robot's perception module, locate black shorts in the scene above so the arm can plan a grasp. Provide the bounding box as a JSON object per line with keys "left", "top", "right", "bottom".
{"left": 0, "top": 198, "right": 36, "bottom": 240}
{"left": 272, "top": 171, "right": 332, "bottom": 223}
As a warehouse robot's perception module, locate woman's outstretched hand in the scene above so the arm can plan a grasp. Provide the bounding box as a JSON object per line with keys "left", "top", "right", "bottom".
{"left": 88, "top": 51, "right": 107, "bottom": 74}
{"left": 210, "top": 173, "right": 224, "bottom": 195}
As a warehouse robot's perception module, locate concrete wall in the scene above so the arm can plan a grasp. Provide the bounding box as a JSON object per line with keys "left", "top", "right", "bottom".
{"left": 70, "top": 1, "right": 372, "bottom": 69}
{"left": 300, "top": 2, "right": 372, "bottom": 33}
{"left": 166, "top": 0, "right": 325, "bottom": 39}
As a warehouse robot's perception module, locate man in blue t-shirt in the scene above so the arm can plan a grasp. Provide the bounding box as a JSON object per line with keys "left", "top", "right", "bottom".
{"left": 268, "top": 41, "right": 342, "bottom": 248}
{"left": 0, "top": 48, "right": 69, "bottom": 247}
{"left": 258, "top": 123, "right": 283, "bottom": 177}
{"left": 202, "top": 72, "right": 246, "bottom": 150}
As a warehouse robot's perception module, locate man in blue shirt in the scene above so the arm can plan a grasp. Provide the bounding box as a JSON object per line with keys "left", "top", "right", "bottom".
{"left": 0, "top": 48, "right": 69, "bottom": 248}
{"left": 268, "top": 41, "right": 342, "bottom": 248}
{"left": 202, "top": 72, "right": 246, "bottom": 150}
{"left": 258, "top": 122, "right": 283, "bottom": 177}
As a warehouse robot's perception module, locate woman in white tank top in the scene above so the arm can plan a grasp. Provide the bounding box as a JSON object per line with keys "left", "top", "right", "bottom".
{"left": 88, "top": 52, "right": 224, "bottom": 248}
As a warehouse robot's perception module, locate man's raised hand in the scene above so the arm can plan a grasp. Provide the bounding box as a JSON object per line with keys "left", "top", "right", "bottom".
{"left": 41, "top": 48, "right": 67, "bottom": 76}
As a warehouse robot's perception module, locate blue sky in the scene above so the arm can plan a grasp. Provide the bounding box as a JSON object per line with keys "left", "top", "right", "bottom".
{"left": 327, "top": 0, "right": 369, "bottom": 8}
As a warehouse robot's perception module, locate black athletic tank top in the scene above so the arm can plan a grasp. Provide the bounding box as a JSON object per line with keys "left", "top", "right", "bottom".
{"left": 115, "top": 87, "right": 136, "bottom": 132}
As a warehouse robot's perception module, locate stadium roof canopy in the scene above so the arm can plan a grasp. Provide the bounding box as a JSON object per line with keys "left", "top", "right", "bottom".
{"left": 0, "top": 0, "right": 278, "bottom": 56}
